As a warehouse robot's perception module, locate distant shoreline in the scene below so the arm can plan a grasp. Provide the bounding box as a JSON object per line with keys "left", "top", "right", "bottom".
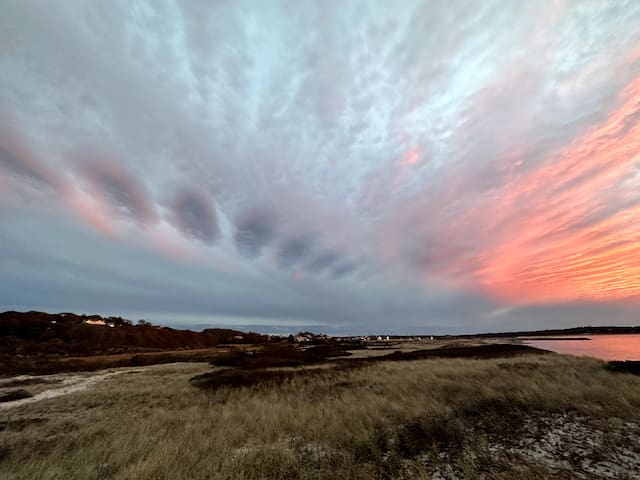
{"left": 517, "top": 336, "right": 591, "bottom": 341}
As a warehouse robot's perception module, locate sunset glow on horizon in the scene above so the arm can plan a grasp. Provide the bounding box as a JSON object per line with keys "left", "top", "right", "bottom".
{"left": 438, "top": 73, "right": 640, "bottom": 304}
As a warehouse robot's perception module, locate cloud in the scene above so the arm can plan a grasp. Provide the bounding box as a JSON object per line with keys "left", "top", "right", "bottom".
{"left": 169, "top": 189, "right": 218, "bottom": 245}
{"left": 331, "top": 262, "right": 357, "bottom": 279}
{"left": 1, "top": 1, "right": 640, "bottom": 332}
{"left": 397, "top": 72, "right": 640, "bottom": 304}
{"left": 81, "top": 161, "right": 158, "bottom": 226}
{"left": 0, "top": 125, "right": 64, "bottom": 193}
{"left": 276, "top": 234, "right": 315, "bottom": 268}
{"left": 233, "top": 208, "right": 277, "bottom": 258}
{"left": 305, "top": 251, "right": 342, "bottom": 274}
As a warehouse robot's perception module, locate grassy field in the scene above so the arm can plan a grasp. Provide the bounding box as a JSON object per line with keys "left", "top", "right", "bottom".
{"left": 1, "top": 348, "right": 639, "bottom": 479}
{"left": 0, "top": 345, "right": 264, "bottom": 375}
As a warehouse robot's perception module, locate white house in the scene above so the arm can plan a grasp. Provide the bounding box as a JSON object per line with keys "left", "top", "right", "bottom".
{"left": 84, "top": 319, "right": 106, "bottom": 326}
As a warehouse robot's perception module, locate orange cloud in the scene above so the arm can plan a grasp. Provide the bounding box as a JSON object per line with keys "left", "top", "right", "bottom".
{"left": 452, "top": 75, "right": 640, "bottom": 303}
{"left": 402, "top": 148, "right": 421, "bottom": 166}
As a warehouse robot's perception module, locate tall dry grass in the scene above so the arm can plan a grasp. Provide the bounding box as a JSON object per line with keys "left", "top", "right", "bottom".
{"left": 1, "top": 354, "right": 639, "bottom": 479}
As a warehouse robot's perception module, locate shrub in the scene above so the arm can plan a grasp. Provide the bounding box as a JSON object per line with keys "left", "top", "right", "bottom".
{"left": 606, "top": 361, "right": 640, "bottom": 375}
{"left": 0, "top": 389, "right": 33, "bottom": 403}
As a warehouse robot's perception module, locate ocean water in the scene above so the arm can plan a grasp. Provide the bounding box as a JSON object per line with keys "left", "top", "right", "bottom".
{"left": 524, "top": 334, "right": 640, "bottom": 361}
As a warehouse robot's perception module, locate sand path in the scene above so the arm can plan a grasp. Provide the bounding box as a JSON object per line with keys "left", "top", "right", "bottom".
{"left": 0, "top": 368, "right": 141, "bottom": 410}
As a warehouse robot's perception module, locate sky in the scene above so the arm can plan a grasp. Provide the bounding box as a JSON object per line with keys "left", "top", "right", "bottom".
{"left": 1, "top": 1, "right": 640, "bottom": 335}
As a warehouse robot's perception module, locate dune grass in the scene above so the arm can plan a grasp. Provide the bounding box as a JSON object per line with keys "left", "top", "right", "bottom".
{"left": 1, "top": 353, "right": 639, "bottom": 479}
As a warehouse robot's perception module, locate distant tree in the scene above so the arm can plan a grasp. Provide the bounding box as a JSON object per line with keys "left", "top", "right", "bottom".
{"left": 137, "top": 319, "right": 152, "bottom": 327}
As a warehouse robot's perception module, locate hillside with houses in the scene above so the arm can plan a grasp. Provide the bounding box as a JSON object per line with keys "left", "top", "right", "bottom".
{"left": 0, "top": 311, "right": 270, "bottom": 358}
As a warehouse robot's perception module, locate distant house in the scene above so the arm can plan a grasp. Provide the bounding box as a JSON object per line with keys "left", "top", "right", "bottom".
{"left": 83, "top": 318, "right": 116, "bottom": 327}
{"left": 293, "top": 332, "right": 331, "bottom": 343}
{"left": 84, "top": 319, "right": 106, "bottom": 326}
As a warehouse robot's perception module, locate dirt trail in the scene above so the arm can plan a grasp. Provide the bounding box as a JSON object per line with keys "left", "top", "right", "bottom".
{"left": 0, "top": 368, "right": 140, "bottom": 410}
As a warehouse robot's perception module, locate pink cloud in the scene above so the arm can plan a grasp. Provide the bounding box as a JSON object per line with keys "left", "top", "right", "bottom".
{"left": 409, "top": 74, "right": 640, "bottom": 303}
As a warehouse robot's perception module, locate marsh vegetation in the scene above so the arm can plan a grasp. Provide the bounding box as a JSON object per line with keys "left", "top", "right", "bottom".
{"left": 1, "top": 342, "right": 639, "bottom": 479}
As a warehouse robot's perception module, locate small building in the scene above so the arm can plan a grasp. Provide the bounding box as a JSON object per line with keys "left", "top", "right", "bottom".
{"left": 84, "top": 319, "right": 106, "bottom": 326}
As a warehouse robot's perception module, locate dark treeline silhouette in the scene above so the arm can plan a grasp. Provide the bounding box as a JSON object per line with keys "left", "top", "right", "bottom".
{"left": 0, "top": 310, "right": 270, "bottom": 357}
{"left": 467, "top": 325, "right": 640, "bottom": 338}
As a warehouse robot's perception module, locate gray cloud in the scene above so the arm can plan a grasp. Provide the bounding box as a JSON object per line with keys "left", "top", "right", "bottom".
{"left": 82, "top": 162, "right": 157, "bottom": 225}
{"left": 0, "top": 126, "right": 64, "bottom": 193}
{"left": 305, "top": 251, "right": 342, "bottom": 274}
{"left": 277, "top": 234, "right": 315, "bottom": 268}
{"left": 233, "top": 208, "right": 277, "bottom": 258}
{"left": 170, "top": 189, "right": 218, "bottom": 245}
{"left": 0, "top": 146, "right": 47, "bottom": 189}
{"left": 1, "top": 1, "right": 640, "bottom": 332}
{"left": 331, "top": 262, "right": 357, "bottom": 279}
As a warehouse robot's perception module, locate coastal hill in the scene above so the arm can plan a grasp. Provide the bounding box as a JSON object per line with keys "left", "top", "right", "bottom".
{"left": 0, "top": 310, "right": 270, "bottom": 357}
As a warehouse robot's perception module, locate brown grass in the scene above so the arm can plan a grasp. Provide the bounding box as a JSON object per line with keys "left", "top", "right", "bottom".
{"left": 0, "top": 389, "right": 33, "bottom": 403}
{"left": 193, "top": 343, "right": 547, "bottom": 391}
{"left": 0, "top": 351, "right": 639, "bottom": 479}
{"left": 0, "top": 345, "right": 258, "bottom": 375}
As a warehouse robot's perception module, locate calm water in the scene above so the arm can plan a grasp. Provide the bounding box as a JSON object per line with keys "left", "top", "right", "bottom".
{"left": 524, "top": 334, "right": 640, "bottom": 361}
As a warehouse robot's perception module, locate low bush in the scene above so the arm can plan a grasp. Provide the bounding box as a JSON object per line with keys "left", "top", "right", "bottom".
{"left": 606, "top": 360, "right": 640, "bottom": 375}
{"left": 0, "top": 389, "right": 33, "bottom": 403}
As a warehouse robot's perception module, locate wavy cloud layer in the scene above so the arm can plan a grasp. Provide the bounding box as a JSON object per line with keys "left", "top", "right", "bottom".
{"left": 1, "top": 1, "right": 640, "bottom": 332}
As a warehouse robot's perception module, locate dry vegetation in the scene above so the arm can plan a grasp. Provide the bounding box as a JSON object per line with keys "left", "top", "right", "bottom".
{"left": 3, "top": 345, "right": 258, "bottom": 375}
{"left": 1, "top": 349, "right": 639, "bottom": 480}
{"left": 0, "top": 311, "right": 272, "bottom": 375}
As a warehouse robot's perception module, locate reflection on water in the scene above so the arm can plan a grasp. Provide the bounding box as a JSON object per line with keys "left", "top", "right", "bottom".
{"left": 524, "top": 334, "right": 640, "bottom": 361}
